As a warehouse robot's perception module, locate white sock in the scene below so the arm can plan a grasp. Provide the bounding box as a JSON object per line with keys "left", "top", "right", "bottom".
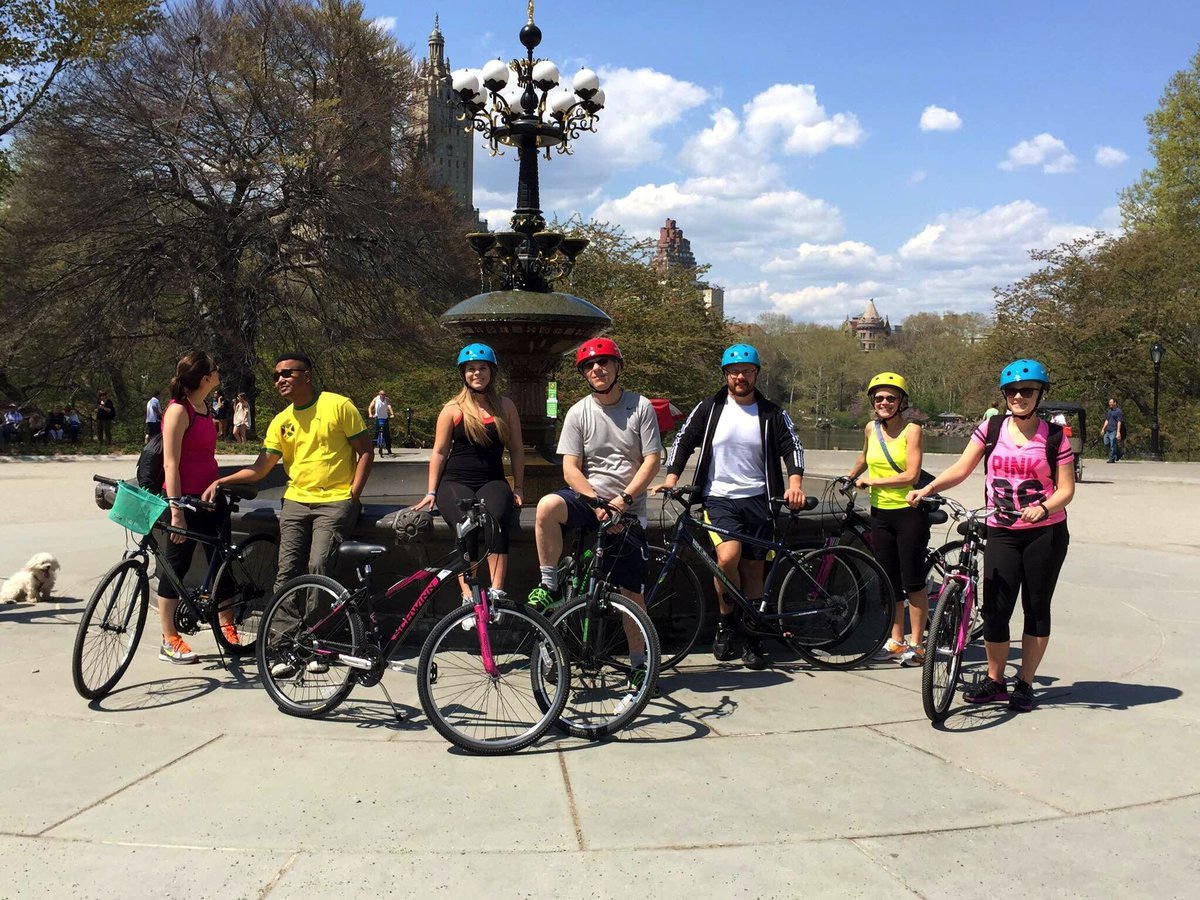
{"left": 540, "top": 566, "right": 559, "bottom": 591}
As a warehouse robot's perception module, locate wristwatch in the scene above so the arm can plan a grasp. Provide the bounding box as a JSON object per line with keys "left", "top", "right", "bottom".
{"left": 620, "top": 491, "right": 634, "bottom": 505}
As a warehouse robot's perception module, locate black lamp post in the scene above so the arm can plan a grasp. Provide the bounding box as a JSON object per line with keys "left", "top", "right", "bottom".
{"left": 1150, "top": 341, "right": 1164, "bottom": 460}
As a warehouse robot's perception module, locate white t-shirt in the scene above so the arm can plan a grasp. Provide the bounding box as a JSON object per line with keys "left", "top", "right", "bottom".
{"left": 706, "top": 397, "right": 765, "bottom": 498}
{"left": 145, "top": 397, "right": 162, "bottom": 424}
{"left": 370, "top": 396, "right": 391, "bottom": 419}
{"left": 557, "top": 390, "right": 664, "bottom": 520}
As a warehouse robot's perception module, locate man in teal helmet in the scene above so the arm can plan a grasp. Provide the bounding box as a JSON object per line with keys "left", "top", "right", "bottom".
{"left": 657, "top": 343, "right": 806, "bottom": 669}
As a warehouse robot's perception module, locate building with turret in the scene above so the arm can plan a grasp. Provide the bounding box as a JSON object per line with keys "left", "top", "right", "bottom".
{"left": 844, "top": 299, "right": 894, "bottom": 351}
{"left": 413, "top": 17, "right": 475, "bottom": 212}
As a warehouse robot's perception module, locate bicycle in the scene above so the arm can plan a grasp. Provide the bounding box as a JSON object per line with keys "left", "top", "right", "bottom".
{"left": 649, "top": 486, "right": 894, "bottom": 669}
{"left": 556, "top": 526, "right": 704, "bottom": 672}
{"left": 256, "top": 498, "right": 570, "bottom": 755}
{"left": 73, "top": 476, "right": 278, "bottom": 700}
{"left": 540, "top": 495, "right": 662, "bottom": 740}
{"left": 918, "top": 495, "right": 992, "bottom": 722}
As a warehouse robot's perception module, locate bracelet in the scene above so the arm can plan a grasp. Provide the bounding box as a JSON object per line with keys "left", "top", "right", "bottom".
{"left": 426, "top": 491, "right": 436, "bottom": 497}
{"left": 1037, "top": 501, "right": 1049, "bottom": 516}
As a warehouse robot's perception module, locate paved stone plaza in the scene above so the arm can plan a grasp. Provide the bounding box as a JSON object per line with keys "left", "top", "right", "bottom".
{"left": 2, "top": 452, "right": 1198, "bottom": 898}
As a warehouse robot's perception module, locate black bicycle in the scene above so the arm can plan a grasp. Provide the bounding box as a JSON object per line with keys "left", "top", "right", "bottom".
{"left": 649, "top": 487, "right": 894, "bottom": 669}
{"left": 256, "top": 498, "right": 571, "bottom": 754}
{"left": 73, "top": 476, "right": 278, "bottom": 699}
{"left": 541, "top": 495, "right": 661, "bottom": 740}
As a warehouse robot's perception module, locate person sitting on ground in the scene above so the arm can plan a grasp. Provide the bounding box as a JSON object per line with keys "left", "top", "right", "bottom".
{"left": 411, "top": 344, "right": 524, "bottom": 606}
{"left": 65, "top": 407, "right": 82, "bottom": 443}
{"left": 46, "top": 408, "right": 66, "bottom": 442}
{"left": 908, "top": 359, "right": 1075, "bottom": 713}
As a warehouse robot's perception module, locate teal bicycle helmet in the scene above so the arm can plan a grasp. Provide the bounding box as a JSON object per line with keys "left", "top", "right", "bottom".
{"left": 457, "top": 343, "right": 498, "bottom": 367}
{"left": 721, "top": 344, "right": 760, "bottom": 369}
{"left": 999, "top": 358, "right": 1050, "bottom": 388}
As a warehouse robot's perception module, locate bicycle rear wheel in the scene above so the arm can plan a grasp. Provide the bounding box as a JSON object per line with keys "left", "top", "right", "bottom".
{"left": 922, "top": 581, "right": 965, "bottom": 722}
{"left": 776, "top": 546, "right": 893, "bottom": 669}
{"left": 549, "top": 592, "right": 661, "bottom": 740}
{"left": 418, "top": 600, "right": 569, "bottom": 754}
{"left": 212, "top": 533, "right": 279, "bottom": 655}
{"left": 257, "top": 574, "right": 363, "bottom": 717}
{"left": 645, "top": 546, "right": 705, "bottom": 670}
{"left": 72, "top": 559, "right": 150, "bottom": 699}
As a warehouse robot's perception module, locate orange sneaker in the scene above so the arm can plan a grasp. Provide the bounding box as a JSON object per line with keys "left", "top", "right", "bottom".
{"left": 160, "top": 634, "right": 198, "bottom": 664}
{"left": 221, "top": 623, "right": 240, "bottom": 645}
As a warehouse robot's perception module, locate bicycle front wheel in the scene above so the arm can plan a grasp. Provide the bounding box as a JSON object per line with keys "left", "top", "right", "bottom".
{"left": 924, "top": 541, "right": 983, "bottom": 643}
{"left": 257, "top": 574, "right": 363, "bottom": 718}
{"left": 776, "top": 546, "right": 893, "bottom": 669}
{"left": 550, "top": 592, "right": 661, "bottom": 740}
{"left": 72, "top": 559, "right": 150, "bottom": 699}
{"left": 922, "top": 581, "right": 965, "bottom": 722}
{"left": 418, "top": 600, "right": 569, "bottom": 755}
{"left": 645, "top": 546, "right": 706, "bottom": 670}
{"left": 212, "top": 533, "right": 279, "bottom": 655}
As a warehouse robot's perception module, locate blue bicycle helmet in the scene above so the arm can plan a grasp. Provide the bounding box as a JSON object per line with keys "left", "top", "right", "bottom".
{"left": 721, "top": 344, "right": 761, "bottom": 369}
{"left": 999, "top": 358, "right": 1050, "bottom": 388}
{"left": 457, "top": 343, "right": 498, "bottom": 367}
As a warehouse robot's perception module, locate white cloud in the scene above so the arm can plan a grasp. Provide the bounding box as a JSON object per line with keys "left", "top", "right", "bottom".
{"left": 763, "top": 241, "right": 897, "bottom": 277}
{"left": 899, "top": 200, "right": 1092, "bottom": 268}
{"left": 767, "top": 281, "right": 886, "bottom": 322}
{"left": 999, "top": 133, "right": 1077, "bottom": 174}
{"left": 743, "top": 84, "right": 864, "bottom": 155}
{"left": 909, "top": 169, "right": 927, "bottom": 185}
{"left": 371, "top": 17, "right": 397, "bottom": 32}
{"left": 920, "top": 105, "right": 962, "bottom": 132}
{"left": 1095, "top": 145, "right": 1129, "bottom": 167}
{"left": 589, "top": 67, "right": 709, "bottom": 169}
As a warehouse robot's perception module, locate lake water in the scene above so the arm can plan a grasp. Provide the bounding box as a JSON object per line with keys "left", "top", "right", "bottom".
{"left": 797, "top": 427, "right": 970, "bottom": 456}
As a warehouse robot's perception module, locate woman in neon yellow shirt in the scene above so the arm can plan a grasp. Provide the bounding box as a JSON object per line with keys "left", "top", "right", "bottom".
{"left": 845, "top": 372, "right": 929, "bottom": 666}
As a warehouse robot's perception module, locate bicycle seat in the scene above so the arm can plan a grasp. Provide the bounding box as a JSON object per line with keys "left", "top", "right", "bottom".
{"left": 338, "top": 542, "right": 388, "bottom": 564}
{"left": 925, "top": 508, "right": 948, "bottom": 525}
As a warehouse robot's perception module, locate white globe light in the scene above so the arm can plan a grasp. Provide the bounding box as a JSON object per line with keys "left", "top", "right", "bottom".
{"left": 481, "top": 58, "right": 510, "bottom": 91}
{"left": 548, "top": 88, "right": 575, "bottom": 116}
{"left": 451, "top": 69, "right": 480, "bottom": 97}
{"left": 588, "top": 88, "right": 605, "bottom": 110}
{"left": 573, "top": 68, "right": 600, "bottom": 94}
{"left": 532, "top": 60, "right": 560, "bottom": 91}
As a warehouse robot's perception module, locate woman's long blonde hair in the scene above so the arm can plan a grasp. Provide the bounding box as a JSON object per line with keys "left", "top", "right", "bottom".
{"left": 454, "top": 363, "right": 510, "bottom": 447}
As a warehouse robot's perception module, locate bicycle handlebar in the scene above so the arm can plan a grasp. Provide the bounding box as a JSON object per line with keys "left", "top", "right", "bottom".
{"left": 577, "top": 492, "right": 641, "bottom": 528}
{"left": 93, "top": 474, "right": 229, "bottom": 513}
{"left": 658, "top": 484, "right": 817, "bottom": 514}
{"left": 920, "top": 494, "right": 995, "bottom": 522}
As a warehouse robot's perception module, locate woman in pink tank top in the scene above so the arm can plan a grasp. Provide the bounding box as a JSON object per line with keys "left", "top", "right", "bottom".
{"left": 908, "top": 359, "right": 1075, "bottom": 714}
{"left": 157, "top": 350, "right": 222, "bottom": 665}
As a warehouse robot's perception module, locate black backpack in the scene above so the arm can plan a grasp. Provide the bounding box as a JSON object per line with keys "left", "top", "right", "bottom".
{"left": 136, "top": 402, "right": 196, "bottom": 493}
{"left": 981, "top": 413, "right": 1065, "bottom": 495}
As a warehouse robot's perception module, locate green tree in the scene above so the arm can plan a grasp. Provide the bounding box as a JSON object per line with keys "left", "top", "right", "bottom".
{"left": 1120, "top": 45, "right": 1200, "bottom": 233}
{"left": 1, "top": 0, "right": 475, "bottom": 413}
{"left": 0, "top": 0, "right": 160, "bottom": 184}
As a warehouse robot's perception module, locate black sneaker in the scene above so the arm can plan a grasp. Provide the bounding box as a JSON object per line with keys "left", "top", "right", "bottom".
{"left": 712, "top": 623, "right": 739, "bottom": 661}
{"left": 963, "top": 677, "right": 1009, "bottom": 704}
{"left": 742, "top": 639, "right": 769, "bottom": 671}
{"left": 1009, "top": 679, "right": 1035, "bottom": 712}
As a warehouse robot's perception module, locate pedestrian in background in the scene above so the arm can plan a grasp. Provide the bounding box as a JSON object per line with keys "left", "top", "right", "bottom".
{"left": 95, "top": 390, "right": 116, "bottom": 448}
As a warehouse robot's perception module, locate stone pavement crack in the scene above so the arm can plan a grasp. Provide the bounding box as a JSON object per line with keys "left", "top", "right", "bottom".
{"left": 35, "top": 733, "right": 226, "bottom": 836}
{"left": 557, "top": 751, "right": 586, "bottom": 851}
{"left": 256, "top": 850, "right": 300, "bottom": 900}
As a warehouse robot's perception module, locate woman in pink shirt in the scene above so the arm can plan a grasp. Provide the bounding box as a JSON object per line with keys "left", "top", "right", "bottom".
{"left": 908, "top": 359, "right": 1075, "bottom": 712}
{"left": 157, "top": 350, "right": 222, "bottom": 665}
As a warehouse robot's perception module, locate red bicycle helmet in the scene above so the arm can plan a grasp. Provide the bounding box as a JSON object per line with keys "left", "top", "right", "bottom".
{"left": 575, "top": 337, "right": 623, "bottom": 369}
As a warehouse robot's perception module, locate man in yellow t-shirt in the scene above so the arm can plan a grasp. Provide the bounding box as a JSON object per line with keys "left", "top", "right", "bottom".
{"left": 204, "top": 353, "right": 373, "bottom": 589}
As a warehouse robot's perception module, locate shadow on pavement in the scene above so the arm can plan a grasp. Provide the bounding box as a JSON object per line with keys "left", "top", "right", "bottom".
{"left": 1038, "top": 679, "right": 1183, "bottom": 710}
{"left": 89, "top": 675, "right": 220, "bottom": 711}
{"left": 0, "top": 597, "right": 86, "bottom": 623}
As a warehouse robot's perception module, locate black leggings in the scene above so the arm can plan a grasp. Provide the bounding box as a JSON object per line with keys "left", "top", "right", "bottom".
{"left": 436, "top": 479, "right": 514, "bottom": 555}
{"left": 982, "top": 521, "right": 1069, "bottom": 643}
{"left": 870, "top": 505, "right": 930, "bottom": 600}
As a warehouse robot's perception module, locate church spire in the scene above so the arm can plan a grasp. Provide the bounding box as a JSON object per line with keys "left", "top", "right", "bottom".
{"left": 428, "top": 15, "right": 446, "bottom": 75}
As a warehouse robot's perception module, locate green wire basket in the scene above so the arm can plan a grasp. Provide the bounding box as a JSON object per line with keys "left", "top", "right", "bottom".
{"left": 108, "top": 482, "right": 168, "bottom": 535}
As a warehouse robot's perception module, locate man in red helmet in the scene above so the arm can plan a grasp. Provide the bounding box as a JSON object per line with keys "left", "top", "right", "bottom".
{"left": 527, "top": 337, "right": 663, "bottom": 672}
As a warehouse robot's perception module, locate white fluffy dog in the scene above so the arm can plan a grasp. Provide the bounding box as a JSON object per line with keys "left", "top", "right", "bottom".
{"left": 0, "top": 553, "right": 60, "bottom": 603}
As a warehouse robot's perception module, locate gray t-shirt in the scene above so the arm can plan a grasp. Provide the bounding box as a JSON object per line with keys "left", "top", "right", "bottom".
{"left": 557, "top": 390, "right": 664, "bottom": 520}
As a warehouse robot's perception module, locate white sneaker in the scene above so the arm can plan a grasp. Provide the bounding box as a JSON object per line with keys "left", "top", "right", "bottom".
{"left": 460, "top": 594, "right": 476, "bottom": 631}
{"left": 871, "top": 638, "right": 907, "bottom": 661}
{"left": 270, "top": 659, "right": 328, "bottom": 677}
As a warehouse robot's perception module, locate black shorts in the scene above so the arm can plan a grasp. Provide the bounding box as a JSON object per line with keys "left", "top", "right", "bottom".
{"left": 556, "top": 489, "right": 648, "bottom": 594}
{"left": 703, "top": 495, "right": 773, "bottom": 561}
{"left": 145, "top": 421, "right": 161, "bottom": 437}
{"left": 869, "top": 505, "right": 930, "bottom": 599}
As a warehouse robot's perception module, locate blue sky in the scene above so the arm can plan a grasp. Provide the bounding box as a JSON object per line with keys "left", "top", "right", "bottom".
{"left": 365, "top": 1, "right": 1200, "bottom": 324}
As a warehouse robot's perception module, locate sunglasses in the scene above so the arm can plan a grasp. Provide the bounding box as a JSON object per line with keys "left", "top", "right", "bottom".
{"left": 1003, "top": 386, "right": 1040, "bottom": 398}
{"left": 273, "top": 368, "right": 308, "bottom": 381}
{"left": 581, "top": 357, "right": 613, "bottom": 371}
{"left": 873, "top": 395, "right": 899, "bottom": 405}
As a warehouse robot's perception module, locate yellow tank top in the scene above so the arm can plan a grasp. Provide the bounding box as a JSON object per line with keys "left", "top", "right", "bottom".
{"left": 865, "top": 422, "right": 913, "bottom": 510}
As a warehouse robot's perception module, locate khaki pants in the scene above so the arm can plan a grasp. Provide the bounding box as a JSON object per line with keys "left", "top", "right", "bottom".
{"left": 275, "top": 498, "right": 360, "bottom": 591}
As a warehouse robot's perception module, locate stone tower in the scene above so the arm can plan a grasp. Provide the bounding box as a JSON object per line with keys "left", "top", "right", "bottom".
{"left": 415, "top": 16, "right": 475, "bottom": 210}
{"left": 844, "top": 298, "right": 892, "bottom": 351}
{"left": 652, "top": 218, "right": 698, "bottom": 274}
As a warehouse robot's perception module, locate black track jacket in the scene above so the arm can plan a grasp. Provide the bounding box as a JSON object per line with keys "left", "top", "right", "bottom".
{"left": 665, "top": 387, "right": 805, "bottom": 502}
